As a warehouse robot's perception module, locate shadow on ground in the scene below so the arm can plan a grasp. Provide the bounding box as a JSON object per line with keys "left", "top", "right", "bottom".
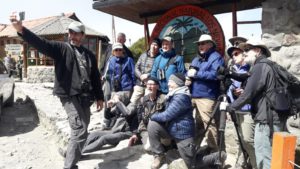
{"left": 0, "top": 96, "right": 39, "bottom": 137}
{"left": 81, "top": 145, "right": 145, "bottom": 169}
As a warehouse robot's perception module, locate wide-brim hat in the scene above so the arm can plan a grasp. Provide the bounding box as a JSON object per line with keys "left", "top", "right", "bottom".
{"left": 227, "top": 36, "right": 247, "bottom": 57}
{"left": 68, "top": 21, "right": 85, "bottom": 33}
{"left": 228, "top": 36, "right": 248, "bottom": 46}
{"left": 239, "top": 39, "right": 271, "bottom": 57}
{"left": 194, "top": 34, "right": 216, "bottom": 46}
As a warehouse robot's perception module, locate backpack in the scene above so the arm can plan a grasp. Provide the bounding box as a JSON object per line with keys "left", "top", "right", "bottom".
{"left": 262, "top": 60, "right": 300, "bottom": 117}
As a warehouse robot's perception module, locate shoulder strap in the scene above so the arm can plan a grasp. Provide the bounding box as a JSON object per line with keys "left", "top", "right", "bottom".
{"left": 165, "top": 55, "right": 179, "bottom": 70}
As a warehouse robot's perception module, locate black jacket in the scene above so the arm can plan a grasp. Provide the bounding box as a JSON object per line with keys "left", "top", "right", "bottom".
{"left": 19, "top": 27, "right": 104, "bottom": 100}
{"left": 230, "top": 56, "right": 282, "bottom": 124}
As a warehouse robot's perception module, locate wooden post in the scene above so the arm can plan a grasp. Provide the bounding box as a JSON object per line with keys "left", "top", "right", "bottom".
{"left": 271, "top": 132, "right": 297, "bottom": 169}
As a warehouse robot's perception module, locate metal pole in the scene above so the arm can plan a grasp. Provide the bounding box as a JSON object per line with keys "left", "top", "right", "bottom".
{"left": 144, "top": 17, "right": 150, "bottom": 50}
{"left": 232, "top": 0, "right": 238, "bottom": 36}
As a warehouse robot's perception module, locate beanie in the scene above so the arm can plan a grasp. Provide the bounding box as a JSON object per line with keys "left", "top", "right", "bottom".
{"left": 169, "top": 73, "right": 185, "bottom": 87}
{"left": 147, "top": 76, "right": 160, "bottom": 85}
{"left": 151, "top": 38, "right": 162, "bottom": 48}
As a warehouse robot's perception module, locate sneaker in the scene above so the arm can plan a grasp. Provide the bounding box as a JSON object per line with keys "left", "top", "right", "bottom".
{"left": 151, "top": 154, "right": 165, "bottom": 169}
{"left": 58, "top": 147, "right": 66, "bottom": 158}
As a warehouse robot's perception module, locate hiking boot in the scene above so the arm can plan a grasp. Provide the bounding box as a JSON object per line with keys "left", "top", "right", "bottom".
{"left": 58, "top": 147, "right": 66, "bottom": 158}
{"left": 151, "top": 154, "right": 165, "bottom": 169}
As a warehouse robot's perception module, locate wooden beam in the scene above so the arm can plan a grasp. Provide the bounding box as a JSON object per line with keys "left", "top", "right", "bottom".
{"left": 271, "top": 132, "right": 297, "bottom": 169}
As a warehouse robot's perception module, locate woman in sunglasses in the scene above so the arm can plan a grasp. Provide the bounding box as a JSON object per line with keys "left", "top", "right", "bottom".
{"left": 104, "top": 42, "right": 135, "bottom": 129}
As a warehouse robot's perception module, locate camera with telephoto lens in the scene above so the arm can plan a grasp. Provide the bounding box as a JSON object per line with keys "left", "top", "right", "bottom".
{"left": 113, "top": 78, "right": 121, "bottom": 91}
{"left": 157, "top": 69, "right": 166, "bottom": 80}
{"left": 81, "top": 79, "right": 90, "bottom": 93}
{"left": 217, "top": 66, "right": 250, "bottom": 82}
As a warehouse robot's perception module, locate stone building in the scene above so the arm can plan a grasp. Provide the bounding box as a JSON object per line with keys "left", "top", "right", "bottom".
{"left": 0, "top": 13, "right": 109, "bottom": 82}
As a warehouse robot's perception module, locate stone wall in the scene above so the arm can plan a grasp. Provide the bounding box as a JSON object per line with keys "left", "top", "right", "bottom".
{"left": 262, "top": 0, "right": 300, "bottom": 79}
{"left": 26, "top": 66, "right": 54, "bottom": 83}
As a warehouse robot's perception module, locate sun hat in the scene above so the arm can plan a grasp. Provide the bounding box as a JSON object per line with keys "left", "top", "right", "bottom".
{"left": 239, "top": 39, "right": 271, "bottom": 57}
{"left": 194, "top": 34, "right": 216, "bottom": 46}
{"left": 227, "top": 36, "right": 247, "bottom": 57}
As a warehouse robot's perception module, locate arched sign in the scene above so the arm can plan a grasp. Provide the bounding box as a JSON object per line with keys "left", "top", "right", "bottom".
{"left": 151, "top": 5, "right": 225, "bottom": 62}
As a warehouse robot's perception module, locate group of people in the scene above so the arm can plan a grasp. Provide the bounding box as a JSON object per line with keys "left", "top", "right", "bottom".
{"left": 10, "top": 12, "right": 288, "bottom": 169}
{"left": 4, "top": 54, "right": 23, "bottom": 80}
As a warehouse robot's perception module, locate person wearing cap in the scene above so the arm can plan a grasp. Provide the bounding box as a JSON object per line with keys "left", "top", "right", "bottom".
{"left": 103, "top": 42, "right": 135, "bottom": 129}
{"left": 150, "top": 36, "right": 186, "bottom": 94}
{"left": 224, "top": 39, "right": 285, "bottom": 169}
{"left": 148, "top": 73, "right": 226, "bottom": 169}
{"left": 186, "top": 34, "right": 224, "bottom": 152}
{"left": 226, "top": 37, "right": 257, "bottom": 169}
{"left": 130, "top": 38, "right": 161, "bottom": 105}
{"left": 9, "top": 14, "right": 104, "bottom": 169}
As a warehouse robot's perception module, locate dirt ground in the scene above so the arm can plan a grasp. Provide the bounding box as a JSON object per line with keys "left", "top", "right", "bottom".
{"left": 0, "top": 84, "right": 64, "bottom": 169}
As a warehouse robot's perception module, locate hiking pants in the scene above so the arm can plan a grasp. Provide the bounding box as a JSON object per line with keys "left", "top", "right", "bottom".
{"left": 82, "top": 130, "right": 132, "bottom": 153}
{"left": 60, "top": 96, "right": 91, "bottom": 169}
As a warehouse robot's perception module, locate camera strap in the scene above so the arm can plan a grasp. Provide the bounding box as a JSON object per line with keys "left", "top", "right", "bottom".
{"left": 113, "top": 59, "right": 123, "bottom": 84}
{"left": 158, "top": 55, "right": 178, "bottom": 71}
{"left": 66, "top": 43, "right": 91, "bottom": 80}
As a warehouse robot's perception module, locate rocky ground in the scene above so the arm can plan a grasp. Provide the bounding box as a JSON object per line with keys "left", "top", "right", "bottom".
{"left": 1, "top": 81, "right": 299, "bottom": 169}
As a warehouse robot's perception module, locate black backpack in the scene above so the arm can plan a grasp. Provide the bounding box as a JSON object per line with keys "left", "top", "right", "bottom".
{"left": 262, "top": 60, "right": 300, "bottom": 117}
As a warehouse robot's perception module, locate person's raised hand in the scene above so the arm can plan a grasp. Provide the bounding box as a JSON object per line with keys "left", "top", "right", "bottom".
{"left": 9, "top": 12, "right": 23, "bottom": 33}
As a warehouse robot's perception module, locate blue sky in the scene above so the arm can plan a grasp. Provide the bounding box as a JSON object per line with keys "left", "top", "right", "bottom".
{"left": 0, "top": 0, "right": 262, "bottom": 46}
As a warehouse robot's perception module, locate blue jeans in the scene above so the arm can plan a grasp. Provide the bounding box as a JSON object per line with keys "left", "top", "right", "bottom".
{"left": 254, "top": 123, "right": 284, "bottom": 169}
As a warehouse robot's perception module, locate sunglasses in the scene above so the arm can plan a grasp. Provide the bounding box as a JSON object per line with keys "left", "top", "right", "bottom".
{"left": 232, "top": 51, "right": 241, "bottom": 57}
{"left": 114, "top": 49, "right": 123, "bottom": 52}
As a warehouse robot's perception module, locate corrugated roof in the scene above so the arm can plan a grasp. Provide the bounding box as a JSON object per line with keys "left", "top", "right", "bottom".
{"left": 0, "top": 13, "right": 109, "bottom": 41}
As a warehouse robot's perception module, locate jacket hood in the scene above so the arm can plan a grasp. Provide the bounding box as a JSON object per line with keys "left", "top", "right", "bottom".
{"left": 167, "top": 86, "right": 191, "bottom": 99}
{"left": 160, "top": 48, "right": 176, "bottom": 58}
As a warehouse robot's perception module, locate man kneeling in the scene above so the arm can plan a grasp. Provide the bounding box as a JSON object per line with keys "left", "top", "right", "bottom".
{"left": 148, "top": 73, "right": 226, "bottom": 169}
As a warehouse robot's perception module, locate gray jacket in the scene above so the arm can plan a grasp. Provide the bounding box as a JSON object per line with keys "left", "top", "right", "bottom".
{"left": 230, "top": 56, "right": 282, "bottom": 124}
{"left": 135, "top": 51, "right": 157, "bottom": 86}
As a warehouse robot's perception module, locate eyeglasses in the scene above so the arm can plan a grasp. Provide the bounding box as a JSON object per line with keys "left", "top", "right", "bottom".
{"left": 146, "top": 83, "right": 157, "bottom": 86}
{"left": 114, "top": 49, "right": 123, "bottom": 52}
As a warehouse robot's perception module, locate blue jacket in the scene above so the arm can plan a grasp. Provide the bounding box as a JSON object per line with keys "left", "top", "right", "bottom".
{"left": 190, "top": 48, "right": 224, "bottom": 99}
{"left": 150, "top": 49, "right": 186, "bottom": 94}
{"left": 107, "top": 56, "right": 135, "bottom": 91}
{"left": 227, "top": 64, "right": 251, "bottom": 111}
{"left": 151, "top": 86, "right": 194, "bottom": 140}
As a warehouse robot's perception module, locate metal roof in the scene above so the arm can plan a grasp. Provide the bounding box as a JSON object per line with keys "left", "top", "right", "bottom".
{"left": 93, "top": 0, "right": 264, "bottom": 24}
{"left": 0, "top": 13, "right": 109, "bottom": 42}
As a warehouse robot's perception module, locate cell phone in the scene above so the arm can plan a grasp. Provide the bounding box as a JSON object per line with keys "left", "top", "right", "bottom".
{"left": 19, "top": 11, "right": 25, "bottom": 21}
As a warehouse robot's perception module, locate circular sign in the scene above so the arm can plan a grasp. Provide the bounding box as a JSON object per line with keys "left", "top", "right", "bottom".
{"left": 151, "top": 5, "right": 225, "bottom": 62}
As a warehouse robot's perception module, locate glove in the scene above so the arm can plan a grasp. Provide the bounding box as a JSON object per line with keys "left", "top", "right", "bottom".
{"left": 226, "top": 105, "right": 235, "bottom": 114}
{"left": 219, "top": 101, "right": 229, "bottom": 111}
{"left": 187, "top": 68, "right": 197, "bottom": 77}
{"left": 226, "top": 106, "right": 237, "bottom": 123}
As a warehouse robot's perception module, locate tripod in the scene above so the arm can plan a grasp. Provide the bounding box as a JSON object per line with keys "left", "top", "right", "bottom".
{"left": 195, "top": 88, "right": 250, "bottom": 169}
